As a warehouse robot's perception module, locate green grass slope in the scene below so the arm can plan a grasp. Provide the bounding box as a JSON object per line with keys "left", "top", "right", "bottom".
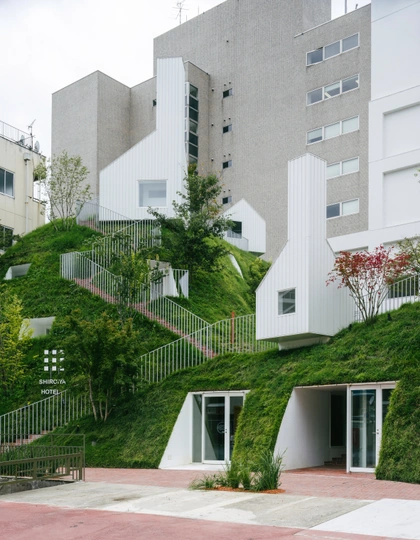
{"left": 56, "top": 302, "right": 419, "bottom": 483}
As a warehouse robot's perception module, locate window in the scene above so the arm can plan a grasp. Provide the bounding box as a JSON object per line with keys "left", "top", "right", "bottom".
{"left": 223, "top": 160, "right": 232, "bottom": 169}
{"left": 327, "top": 199, "right": 359, "bottom": 219}
{"left": 139, "top": 181, "right": 167, "bottom": 207}
{"left": 307, "top": 33, "right": 359, "bottom": 65}
{"left": 0, "top": 225, "right": 13, "bottom": 250}
{"left": 0, "top": 168, "right": 14, "bottom": 197}
{"left": 189, "top": 119, "right": 198, "bottom": 134}
{"left": 223, "top": 88, "right": 233, "bottom": 98}
{"left": 189, "top": 108, "right": 198, "bottom": 122}
{"left": 231, "top": 221, "right": 242, "bottom": 235}
{"left": 223, "top": 124, "right": 232, "bottom": 134}
{"left": 278, "top": 289, "right": 296, "bottom": 315}
{"left": 326, "top": 157, "right": 359, "bottom": 178}
{"left": 189, "top": 96, "right": 199, "bottom": 111}
{"left": 222, "top": 196, "right": 232, "bottom": 204}
{"left": 189, "top": 84, "right": 198, "bottom": 98}
{"left": 307, "top": 116, "right": 359, "bottom": 145}
{"left": 307, "top": 75, "right": 359, "bottom": 105}
{"left": 187, "top": 84, "right": 199, "bottom": 164}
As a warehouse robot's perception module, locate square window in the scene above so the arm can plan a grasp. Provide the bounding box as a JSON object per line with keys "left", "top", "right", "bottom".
{"left": 324, "top": 122, "right": 340, "bottom": 139}
{"left": 327, "top": 203, "right": 340, "bottom": 219}
{"left": 342, "top": 157, "right": 359, "bottom": 175}
{"left": 307, "top": 128, "right": 323, "bottom": 144}
{"left": 223, "top": 124, "right": 232, "bottom": 134}
{"left": 231, "top": 221, "right": 242, "bottom": 235}
{"left": 139, "top": 181, "right": 167, "bottom": 207}
{"left": 342, "top": 34, "right": 359, "bottom": 52}
{"left": 222, "top": 196, "right": 232, "bottom": 204}
{"left": 307, "top": 48, "right": 323, "bottom": 65}
{"left": 324, "top": 82, "right": 340, "bottom": 99}
{"left": 342, "top": 199, "right": 359, "bottom": 215}
{"left": 222, "top": 160, "right": 232, "bottom": 169}
{"left": 342, "top": 75, "right": 359, "bottom": 93}
{"left": 223, "top": 88, "right": 233, "bottom": 98}
{"left": 307, "top": 87, "right": 323, "bottom": 105}
{"left": 327, "top": 163, "right": 340, "bottom": 178}
{"left": 278, "top": 289, "right": 296, "bottom": 315}
{"left": 325, "top": 40, "right": 340, "bottom": 59}
{"left": 342, "top": 116, "right": 359, "bottom": 133}
{"left": 189, "top": 156, "right": 198, "bottom": 164}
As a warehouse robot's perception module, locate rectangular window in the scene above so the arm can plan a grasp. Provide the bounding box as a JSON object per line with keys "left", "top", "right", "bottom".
{"left": 0, "top": 168, "right": 14, "bottom": 197}
{"left": 189, "top": 108, "right": 198, "bottom": 122}
{"left": 307, "top": 116, "right": 359, "bottom": 145}
{"left": 324, "top": 122, "right": 340, "bottom": 139}
{"left": 327, "top": 157, "right": 359, "bottom": 178}
{"left": 222, "top": 160, "right": 232, "bottom": 169}
{"left": 278, "top": 289, "right": 296, "bottom": 315}
{"left": 223, "top": 124, "right": 232, "bottom": 134}
{"left": 189, "top": 143, "right": 198, "bottom": 158}
{"left": 189, "top": 119, "right": 198, "bottom": 134}
{"left": 307, "top": 33, "right": 359, "bottom": 66}
{"left": 222, "top": 196, "right": 232, "bottom": 204}
{"left": 307, "top": 74, "right": 359, "bottom": 106}
{"left": 139, "top": 180, "right": 167, "bottom": 207}
{"left": 189, "top": 132, "right": 198, "bottom": 146}
{"left": 223, "top": 88, "right": 233, "bottom": 98}
{"left": 231, "top": 221, "right": 242, "bottom": 235}
{"left": 189, "top": 84, "right": 198, "bottom": 98}
{"left": 327, "top": 199, "right": 359, "bottom": 219}
{"left": 0, "top": 225, "right": 13, "bottom": 250}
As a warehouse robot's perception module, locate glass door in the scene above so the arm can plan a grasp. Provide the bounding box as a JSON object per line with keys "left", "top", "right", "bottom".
{"left": 202, "top": 393, "right": 244, "bottom": 463}
{"left": 347, "top": 384, "right": 395, "bottom": 472}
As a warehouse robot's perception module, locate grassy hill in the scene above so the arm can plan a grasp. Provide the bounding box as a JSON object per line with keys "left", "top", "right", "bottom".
{"left": 52, "top": 301, "right": 420, "bottom": 484}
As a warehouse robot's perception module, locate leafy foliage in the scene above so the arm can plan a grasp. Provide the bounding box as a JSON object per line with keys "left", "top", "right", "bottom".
{"left": 58, "top": 311, "right": 141, "bottom": 422}
{"left": 149, "top": 165, "right": 232, "bottom": 273}
{"left": 0, "top": 287, "right": 32, "bottom": 396}
{"left": 327, "top": 245, "right": 411, "bottom": 323}
{"left": 397, "top": 236, "right": 420, "bottom": 273}
{"left": 34, "top": 151, "right": 92, "bottom": 230}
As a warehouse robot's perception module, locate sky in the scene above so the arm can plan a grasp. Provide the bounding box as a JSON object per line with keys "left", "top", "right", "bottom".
{"left": 0, "top": 0, "right": 370, "bottom": 157}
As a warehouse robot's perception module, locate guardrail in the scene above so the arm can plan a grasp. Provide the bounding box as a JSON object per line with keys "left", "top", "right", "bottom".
{"left": 225, "top": 231, "right": 249, "bottom": 252}
{"left": 61, "top": 252, "right": 203, "bottom": 337}
{"left": 0, "top": 436, "right": 85, "bottom": 486}
{"left": 0, "top": 391, "right": 89, "bottom": 446}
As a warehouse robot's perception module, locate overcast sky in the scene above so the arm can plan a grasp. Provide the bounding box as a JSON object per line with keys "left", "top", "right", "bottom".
{"left": 0, "top": 0, "right": 370, "bottom": 157}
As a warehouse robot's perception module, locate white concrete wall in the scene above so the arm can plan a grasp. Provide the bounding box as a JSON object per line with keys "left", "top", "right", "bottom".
{"left": 159, "top": 393, "right": 192, "bottom": 468}
{"left": 256, "top": 154, "right": 354, "bottom": 344}
{"left": 275, "top": 389, "right": 331, "bottom": 470}
{"left": 223, "top": 199, "right": 266, "bottom": 254}
{"left": 100, "top": 58, "right": 187, "bottom": 220}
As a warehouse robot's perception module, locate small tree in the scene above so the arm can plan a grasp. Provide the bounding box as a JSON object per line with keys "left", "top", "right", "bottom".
{"left": 327, "top": 245, "right": 411, "bottom": 323}
{"left": 0, "top": 287, "right": 32, "bottom": 396}
{"left": 34, "top": 150, "right": 91, "bottom": 230}
{"left": 149, "top": 165, "right": 232, "bottom": 274}
{"left": 397, "top": 236, "right": 420, "bottom": 273}
{"left": 60, "top": 311, "right": 140, "bottom": 421}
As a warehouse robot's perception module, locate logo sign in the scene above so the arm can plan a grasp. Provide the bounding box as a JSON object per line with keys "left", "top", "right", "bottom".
{"left": 217, "top": 421, "right": 225, "bottom": 434}
{"left": 40, "top": 350, "right": 66, "bottom": 395}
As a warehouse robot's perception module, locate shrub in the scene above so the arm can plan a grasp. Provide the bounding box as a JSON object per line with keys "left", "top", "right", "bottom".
{"left": 251, "top": 449, "right": 284, "bottom": 492}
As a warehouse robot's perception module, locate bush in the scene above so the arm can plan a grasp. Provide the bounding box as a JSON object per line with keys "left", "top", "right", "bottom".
{"left": 251, "top": 449, "right": 284, "bottom": 492}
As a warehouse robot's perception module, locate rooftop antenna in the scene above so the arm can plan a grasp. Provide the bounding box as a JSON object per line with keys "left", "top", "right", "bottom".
{"left": 174, "top": 1, "right": 188, "bottom": 25}
{"left": 28, "top": 119, "right": 36, "bottom": 149}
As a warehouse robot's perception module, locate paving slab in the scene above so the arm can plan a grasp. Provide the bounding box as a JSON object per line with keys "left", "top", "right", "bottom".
{"left": 311, "top": 498, "right": 420, "bottom": 540}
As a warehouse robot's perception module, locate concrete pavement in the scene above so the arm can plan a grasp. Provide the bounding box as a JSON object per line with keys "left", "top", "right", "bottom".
{"left": 0, "top": 468, "right": 419, "bottom": 539}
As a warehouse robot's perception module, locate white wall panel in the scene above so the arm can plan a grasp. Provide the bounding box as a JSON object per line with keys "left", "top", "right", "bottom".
{"left": 100, "top": 58, "right": 187, "bottom": 220}
{"left": 384, "top": 104, "right": 420, "bottom": 158}
{"left": 383, "top": 166, "right": 420, "bottom": 227}
{"left": 223, "top": 199, "right": 266, "bottom": 254}
{"left": 256, "top": 154, "right": 354, "bottom": 345}
{"left": 159, "top": 394, "right": 192, "bottom": 468}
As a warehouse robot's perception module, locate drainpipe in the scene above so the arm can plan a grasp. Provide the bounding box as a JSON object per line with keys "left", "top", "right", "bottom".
{"left": 23, "top": 152, "right": 31, "bottom": 234}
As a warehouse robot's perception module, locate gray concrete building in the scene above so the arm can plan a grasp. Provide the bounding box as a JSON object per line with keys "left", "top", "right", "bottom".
{"left": 52, "top": 0, "right": 371, "bottom": 260}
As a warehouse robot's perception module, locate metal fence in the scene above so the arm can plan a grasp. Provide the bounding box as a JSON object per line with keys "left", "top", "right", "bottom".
{"left": 61, "top": 252, "right": 204, "bottom": 337}
{"left": 0, "top": 391, "right": 89, "bottom": 446}
{"left": 225, "top": 231, "right": 249, "bottom": 252}
{"left": 0, "top": 436, "right": 85, "bottom": 486}
{"left": 139, "top": 314, "right": 278, "bottom": 383}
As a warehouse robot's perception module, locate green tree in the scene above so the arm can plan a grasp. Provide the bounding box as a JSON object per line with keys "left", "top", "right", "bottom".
{"left": 0, "top": 287, "right": 32, "bottom": 396}
{"left": 59, "top": 311, "right": 140, "bottom": 421}
{"left": 149, "top": 165, "right": 232, "bottom": 273}
{"left": 34, "top": 150, "right": 92, "bottom": 230}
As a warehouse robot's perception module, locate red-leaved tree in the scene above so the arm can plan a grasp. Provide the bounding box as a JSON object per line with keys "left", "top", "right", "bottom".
{"left": 327, "top": 245, "right": 411, "bottom": 323}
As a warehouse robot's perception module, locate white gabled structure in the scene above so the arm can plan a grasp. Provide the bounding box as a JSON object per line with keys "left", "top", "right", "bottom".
{"left": 100, "top": 58, "right": 187, "bottom": 220}
{"left": 256, "top": 154, "right": 354, "bottom": 349}
{"left": 223, "top": 198, "right": 266, "bottom": 254}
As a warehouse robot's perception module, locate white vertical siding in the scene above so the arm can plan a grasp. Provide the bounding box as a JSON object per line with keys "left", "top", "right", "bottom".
{"left": 256, "top": 154, "right": 354, "bottom": 344}
{"left": 99, "top": 58, "right": 187, "bottom": 220}
{"left": 223, "top": 198, "right": 266, "bottom": 254}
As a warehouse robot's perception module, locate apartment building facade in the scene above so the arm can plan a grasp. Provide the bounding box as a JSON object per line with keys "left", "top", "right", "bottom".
{"left": 0, "top": 121, "right": 44, "bottom": 251}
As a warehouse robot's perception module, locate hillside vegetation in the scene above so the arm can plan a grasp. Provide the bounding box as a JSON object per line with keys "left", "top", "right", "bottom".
{"left": 52, "top": 301, "right": 420, "bottom": 484}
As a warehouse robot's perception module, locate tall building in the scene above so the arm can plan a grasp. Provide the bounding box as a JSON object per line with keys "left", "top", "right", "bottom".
{"left": 0, "top": 120, "right": 45, "bottom": 251}
{"left": 52, "top": 0, "right": 420, "bottom": 263}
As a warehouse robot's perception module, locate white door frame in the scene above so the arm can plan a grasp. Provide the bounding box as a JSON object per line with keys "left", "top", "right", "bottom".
{"left": 346, "top": 382, "right": 396, "bottom": 473}
{"left": 201, "top": 392, "right": 246, "bottom": 464}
